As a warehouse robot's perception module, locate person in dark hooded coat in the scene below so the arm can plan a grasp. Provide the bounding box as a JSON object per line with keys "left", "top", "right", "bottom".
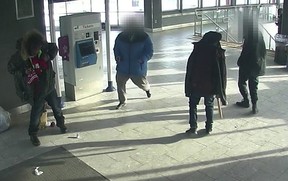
{"left": 185, "top": 31, "right": 226, "bottom": 134}
{"left": 236, "top": 22, "right": 266, "bottom": 114}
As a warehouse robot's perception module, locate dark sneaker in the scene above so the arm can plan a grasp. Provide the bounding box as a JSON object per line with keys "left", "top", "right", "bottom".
{"left": 222, "top": 100, "right": 228, "bottom": 106}
{"left": 252, "top": 104, "right": 258, "bottom": 114}
{"left": 59, "top": 125, "right": 68, "bottom": 134}
{"left": 185, "top": 128, "right": 197, "bottom": 135}
{"left": 146, "top": 90, "right": 151, "bottom": 98}
{"left": 30, "top": 135, "right": 41, "bottom": 146}
{"left": 236, "top": 100, "right": 250, "bottom": 108}
{"left": 116, "top": 102, "right": 126, "bottom": 109}
{"left": 205, "top": 126, "right": 213, "bottom": 134}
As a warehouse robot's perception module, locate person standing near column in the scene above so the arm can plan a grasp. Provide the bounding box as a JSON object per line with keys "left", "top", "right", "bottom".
{"left": 8, "top": 29, "right": 68, "bottom": 146}
{"left": 113, "top": 18, "right": 153, "bottom": 109}
{"left": 236, "top": 20, "right": 266, "bottom": 114}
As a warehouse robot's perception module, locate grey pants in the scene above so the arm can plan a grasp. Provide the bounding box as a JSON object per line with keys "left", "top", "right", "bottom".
{"left": 116, "top": 72, "right": 150, "bottom": 103}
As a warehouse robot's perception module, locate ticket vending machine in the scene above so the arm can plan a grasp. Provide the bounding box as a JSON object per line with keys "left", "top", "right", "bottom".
{"left": 59, "top": 12, "right": 103, "bottom": 101}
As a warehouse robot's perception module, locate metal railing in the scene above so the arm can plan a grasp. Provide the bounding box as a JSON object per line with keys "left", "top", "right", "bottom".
{"left": 194, "top": 4, "right": 277, "bottom": 47}
{"left": 259, "top": 23, "right": 276, "bottom": 50}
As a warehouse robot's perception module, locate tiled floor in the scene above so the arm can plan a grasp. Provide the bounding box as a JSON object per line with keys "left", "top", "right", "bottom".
{"left": 1, "top": 27, "right": 288, "bottom": 181}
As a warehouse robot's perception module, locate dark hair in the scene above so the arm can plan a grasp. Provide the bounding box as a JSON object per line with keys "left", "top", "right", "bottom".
{"left": 25, "top": 30, "right": 45, "bottom": 56}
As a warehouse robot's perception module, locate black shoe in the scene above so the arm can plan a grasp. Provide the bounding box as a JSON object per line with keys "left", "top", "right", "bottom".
{"left": 116, "top": 102, "right": 126, "bottom": 109}
{"left": 146, "top": 90, "right": 151, "bottom": 98}
{"left": 236, "top": 100, "right": 250, "bottom": 108}
{"left": 222, "top": 100, "right": 228, "bottom": 106}
{"left": 59, "top": 125, "right": 67, "bottom": 134}
{"left": 205, "top": 126, "right": 213, "bottom": 134}
{"left": 30, "top": 135, "right": 40, "bottom": 146}
{"left": 252, "top": 104, "right": 258, "bottom": 114}
{"left": 185, "top": 128, "right": 197, "bottom": 135}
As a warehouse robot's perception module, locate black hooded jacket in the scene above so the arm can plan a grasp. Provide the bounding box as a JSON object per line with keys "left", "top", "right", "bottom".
{"left": 185, "top": 31, "right": 227, "bottom": 103}
{"left": 237, "top": 31, "right": 266, "bottom": 76}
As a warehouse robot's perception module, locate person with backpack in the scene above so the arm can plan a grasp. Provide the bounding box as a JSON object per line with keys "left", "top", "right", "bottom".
{"left": 8, "top": 29, "right": 67, "bottom": 146}
{"left": 185, "top": 31, "right": 226, "bottom": 134}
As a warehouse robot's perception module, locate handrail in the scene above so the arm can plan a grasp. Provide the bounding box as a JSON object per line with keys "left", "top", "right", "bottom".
{"left": 259, "top": 23, "right": 276, "bottom": 42}
{"left": 195, "top": 3, "right": 277, "bottom": 13}
{"left": 203, "top": 14, "right": 239, "bottom": 43}
{"left": 259, "top": 23, "right": 276, "bottom": 50}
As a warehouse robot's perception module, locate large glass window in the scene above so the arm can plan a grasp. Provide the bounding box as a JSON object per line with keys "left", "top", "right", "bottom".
{"left": 162, "top": 0, "right": 179, "bottom": 11}
{"left": 236, "top": 0, "right": 247, "bottom": 5}
{"left": 203, "top": 0, "right": 217, "bottom": 7}
{"left": 220, "top": 0, "right": 231, "bottom": 6}
{"left": 65, "top": 0, "right": 91, "bottom": 13}
{"left": 182, "top": 0, "right": 198, "bottom": 9}
{"left": 118, "top": 0, "right": 144, "bottom": 25}
{"left": 260, "top": 0, "right": 269, "bottom": 3}
{"left": 249, "top": 0, "right": 259, "bottom": 4}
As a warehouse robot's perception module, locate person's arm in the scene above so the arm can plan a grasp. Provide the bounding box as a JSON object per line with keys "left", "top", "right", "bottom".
{"left": 185, "top": 51, "right": 195, "bottom": 97}
{"left": 41, "top": 42, "right": 58, "bottom": 61}
{"left": 141, "top": 35, "right": 153, "bottom": 63}
{"left": 113, "top": 35, "right": 121, "bottom": 62}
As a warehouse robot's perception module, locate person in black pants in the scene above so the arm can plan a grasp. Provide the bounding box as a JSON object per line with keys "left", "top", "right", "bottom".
{"left": 8, "top": 29, "right": 67, "bottom": 146}
{"left": 185, "top": 31, "right": 226, "bottom": 134}
{"left": 236, "top": 21, "right": 266, "bottom": 114}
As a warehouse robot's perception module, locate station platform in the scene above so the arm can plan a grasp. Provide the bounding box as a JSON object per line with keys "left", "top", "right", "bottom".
{"left": 1, "top": 27, "right": 288, "bottom": 181}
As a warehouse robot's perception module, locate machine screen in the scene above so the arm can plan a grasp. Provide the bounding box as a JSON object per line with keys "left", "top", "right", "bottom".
{"left": 78, "top": 41, "right": 95, "bottom": 57}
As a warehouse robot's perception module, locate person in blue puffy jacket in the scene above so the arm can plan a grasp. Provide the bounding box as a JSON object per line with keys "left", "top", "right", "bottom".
{"left": 113, "top": 18, "right": 153, "bottom": 109}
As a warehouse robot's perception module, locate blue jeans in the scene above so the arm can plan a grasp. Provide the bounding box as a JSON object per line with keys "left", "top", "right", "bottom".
{"left": 29, "top": 89, "right": 64, "bottom": 135}
{"left": 189, "top": 93, "right": 215, "bottom": 129}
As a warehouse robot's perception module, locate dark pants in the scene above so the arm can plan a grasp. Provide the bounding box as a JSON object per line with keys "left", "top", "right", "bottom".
{"left": 29, "top": 89, "right": 64, "bottom": 136}
{"left": 238, "top": 68, "right": 259, "bottom": 104}
{"left": 189, "top": 93, "right": 215, "bottom": 129}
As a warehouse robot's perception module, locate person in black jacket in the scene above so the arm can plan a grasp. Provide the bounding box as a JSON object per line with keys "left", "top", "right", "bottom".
{"left": 8, "top": 29, "right": 67, "bottom": 146}
{"left": 236, "top": 21, "right": 266, "bottom": 114}
{"left": 275, "top": 8, "right": 283, "bottom": 34}
{"left": 185, "top": 31, "right": 226, "bottom": 134}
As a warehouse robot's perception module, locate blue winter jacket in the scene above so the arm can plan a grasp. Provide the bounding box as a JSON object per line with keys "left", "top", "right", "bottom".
{"left": 113, "top": 30, "right": 153, "bottom": 76}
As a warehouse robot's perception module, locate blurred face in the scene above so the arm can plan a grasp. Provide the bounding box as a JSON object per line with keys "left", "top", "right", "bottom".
{"left": 29, "top": 45, "right": 42, "bottom": 57}
{"left": 122, "top": 17, "right": 143, "bottom": 32}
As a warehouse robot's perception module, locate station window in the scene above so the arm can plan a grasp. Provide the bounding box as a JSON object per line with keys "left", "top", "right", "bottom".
{"left": 203, "top": 0, "right": 217, "bottom": 7}
{"left": 236, "top": 0, "right": 247, "bottom": 5}
{"left": 182, "top": 0, "right": 198, "bottom": 9}
{"left": 162, "top": 0, "right": 179, "bottom": 11}
{"left": 260, "top": 0, "right": 269, "bottom": 3}
{"left": 220, "top": 0, "right": 231, "bottom": 6}
{"left": 249, "top": 0, "right": 259, "bottom": 4}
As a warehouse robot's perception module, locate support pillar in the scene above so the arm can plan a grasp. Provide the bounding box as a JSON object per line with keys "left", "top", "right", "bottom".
{"left": 144, "top": 0, "right": 162, "bottom": 32}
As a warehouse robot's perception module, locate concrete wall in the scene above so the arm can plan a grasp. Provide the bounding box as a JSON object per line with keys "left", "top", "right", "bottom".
{"left": 0, "top": 0, "right": 45, "bottom": 111}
